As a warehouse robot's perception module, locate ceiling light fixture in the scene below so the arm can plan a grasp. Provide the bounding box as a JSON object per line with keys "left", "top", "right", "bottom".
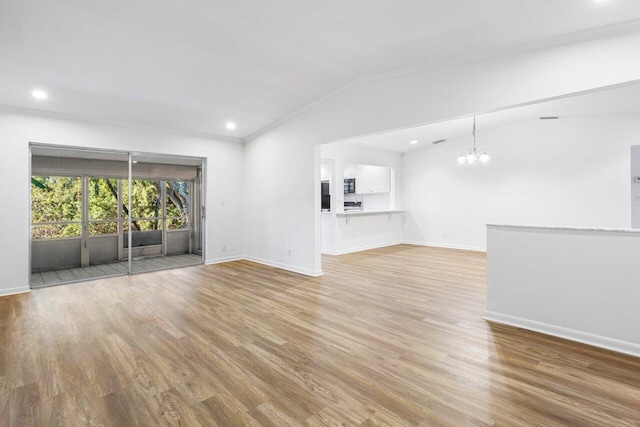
{"left": 431, "top": 139, "right": 446, "bottom": 145}
{"left": 539, "top": 116, "right": 559, "bottom": 120}
{"left": 457, "top": 116, "right": 490, "bottom": 165}
{"left": 226, "top": 122, "right": 236, "bottom": 130}
{"left": 32, "top": 89, "right": 48, "bottom": 100}
{"left": 410, "top": 140, "right": 418, "bottom": 145}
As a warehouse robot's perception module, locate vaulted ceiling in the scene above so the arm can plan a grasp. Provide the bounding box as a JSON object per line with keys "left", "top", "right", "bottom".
{"left": 337, "top": 82, "right": 640, "bottom": 153}
{"left": 2, "top": 0, "right": 640, "bottom": 139}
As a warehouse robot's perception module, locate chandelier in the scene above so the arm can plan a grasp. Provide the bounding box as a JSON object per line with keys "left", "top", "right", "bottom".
{"left": 457, "top": 116, "right": 490, "bottom": 164}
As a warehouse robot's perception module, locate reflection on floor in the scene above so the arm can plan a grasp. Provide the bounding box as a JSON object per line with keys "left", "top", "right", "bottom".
{"left": 30, "top": 253, "right": 202, "bottom": 287}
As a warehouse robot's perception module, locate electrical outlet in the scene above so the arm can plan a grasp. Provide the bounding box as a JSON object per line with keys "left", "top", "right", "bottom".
{"left": 287, "top": 248, "right": 291, "bottom": 256}
{"left": 222, "top": 244, "right": 226, "bottom": 251}
{"left": 636, "top": 194, "right": 640, "bottom": 202}
{"left": 220, "top": 199, "right": 225, "bottom": 206}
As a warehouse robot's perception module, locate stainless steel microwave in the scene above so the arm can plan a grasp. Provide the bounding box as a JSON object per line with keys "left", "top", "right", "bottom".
{"left": 343, "top": 178, "right": 356, "bottom": 194}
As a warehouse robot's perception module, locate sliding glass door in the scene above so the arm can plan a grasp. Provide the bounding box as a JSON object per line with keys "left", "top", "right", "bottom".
{"left": 30, "top": 175, "right": 84, "bottom": 284}
{"left": 30, "top": 144, "right": 205, "bottom": 287}
{"left": 88, "top": 177, "right": 128, "bottom": 276}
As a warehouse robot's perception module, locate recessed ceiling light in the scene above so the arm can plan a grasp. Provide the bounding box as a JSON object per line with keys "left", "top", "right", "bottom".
{"left": 539, "top": 116, "right": 559, "bottom": 120}
{"left": 32, "top": 89, "right": 48, "bottom": 100}
{"left": 410, "top": 140, "right": 418, "bottom": 145}
{"left": 226, "top": 122, "right": 236, "bottom": 130}
{"left": 431, "top": 139, "right": 446, "bottom": 145}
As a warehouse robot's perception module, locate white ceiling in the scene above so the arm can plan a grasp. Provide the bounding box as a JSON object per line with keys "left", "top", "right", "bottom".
{"left": 337, "top": 83, "right": 640, "bottom": 153}
{"left": 2, "top": 0, "right": 640, "bottom": 139}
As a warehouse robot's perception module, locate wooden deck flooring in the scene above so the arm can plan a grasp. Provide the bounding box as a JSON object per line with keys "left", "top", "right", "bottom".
{"left": 2, "top": 245, "right": 639, "bottom": 426}
{"left": 30, "top": 253, "right": 203, "bottom": 287}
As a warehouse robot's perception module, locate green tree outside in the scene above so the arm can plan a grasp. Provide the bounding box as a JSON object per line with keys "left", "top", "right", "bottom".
{"left": 31, "top": 177, "right": 190, "bottom": 239}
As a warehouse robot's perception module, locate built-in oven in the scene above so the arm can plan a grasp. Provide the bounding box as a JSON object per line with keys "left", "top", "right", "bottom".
{"left": 343, "top": 178, "right": 356, "bottom": 194}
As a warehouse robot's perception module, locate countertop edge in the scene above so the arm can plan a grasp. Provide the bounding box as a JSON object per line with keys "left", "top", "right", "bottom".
{"left": 336, "top": 210, "right": 405, "bottom": 217}
{"left": 487, "top": 224, "right": 640, "bottom": 234}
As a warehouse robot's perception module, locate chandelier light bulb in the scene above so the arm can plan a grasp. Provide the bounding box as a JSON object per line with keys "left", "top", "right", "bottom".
{"left": 457, "top": 116, "right": 490, "bottom": 166}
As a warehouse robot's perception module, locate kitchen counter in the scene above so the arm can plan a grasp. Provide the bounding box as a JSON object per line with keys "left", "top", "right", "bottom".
{"left": 336, "top": 209, "right": 405, "bottom": 217}
{"left": 322, "top": 209, "right": 405, "bottom": 256}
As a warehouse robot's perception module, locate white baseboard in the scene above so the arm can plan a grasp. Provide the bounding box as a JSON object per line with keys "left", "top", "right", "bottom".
{"left": 403, "top": 240, "right": 486, "bottom": 252}
{"left": 206, "top": 255, "right": 323, "bottom": 277}
{"left": 321, "top": 249, "right": 338, "bottom": 255}
{"left": 0, "top": 286, "right": 31, "bottom": 298}
{"left": 243, "top": 256, "right": 323, "bottom": 277}
{"left": 210, "top": 243, "right": 484, "bottom": 277}
{"left": 205, "top": 255, "right": 244, "bottom": 265}
{"left": 484, "top": 311, "right": 640, "bottom": 358}
{"left": 322, "top": 240, "right": 403, "bottom": 256}
{"left": 322, "top": 241, "right": 485, "bottom": 256}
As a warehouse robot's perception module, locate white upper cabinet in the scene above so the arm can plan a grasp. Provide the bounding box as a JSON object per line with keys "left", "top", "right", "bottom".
{"left": 355, "top": 164, "right": 389, "bottom": 193}
{"left": 320, "top": 162, "right": 331, "bottom": 181}
{"left": 344, "top": 164, "right": 356, "bottom": 179}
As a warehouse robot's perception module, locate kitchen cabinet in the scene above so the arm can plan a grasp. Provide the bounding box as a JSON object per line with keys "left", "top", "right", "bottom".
{"left": 355, "top": 164, "right": 389, "bottom": 193}
{"left": 320, "top": 162, "right": 331, "bottom": 181}
{"left": 343, "top": 164, "right": 356, "bottom": 179}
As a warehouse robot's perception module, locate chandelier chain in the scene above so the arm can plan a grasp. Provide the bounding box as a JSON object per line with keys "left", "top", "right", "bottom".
{"left": 473, "top": 116, "right": 476, "bottom": 149}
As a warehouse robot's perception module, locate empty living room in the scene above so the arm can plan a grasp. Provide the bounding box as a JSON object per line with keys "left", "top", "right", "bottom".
{"left": 1, "top": 1, "right": 640, "bottom": 425}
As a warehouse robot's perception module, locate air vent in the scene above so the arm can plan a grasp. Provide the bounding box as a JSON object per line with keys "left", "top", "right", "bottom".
{"left": 539, "top": 116, "right": 559, "bottom": 120}
{"left": 431, "top": 139, "right": 446, "bottom": 145}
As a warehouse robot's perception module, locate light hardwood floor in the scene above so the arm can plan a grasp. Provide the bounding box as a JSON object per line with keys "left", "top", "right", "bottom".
{"left": 1, "top": 245, "right": 639, "bottom": 426}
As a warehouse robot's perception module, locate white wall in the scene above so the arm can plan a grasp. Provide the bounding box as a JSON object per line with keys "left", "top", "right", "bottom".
{"left": 0, "top": 109, "right": 244, "bottom": 296}
{"left": 485, "top": 225, "right": 640, "bottom": 357}
{"left": 320, "top": 143, "right": 403, "bottom": 255}
{"left": 243, "top": 121, "right": 321, "bottom": 276}
{"left": 403, "top": 117, "right": 640, "bottom": 251}
{"left": 244, "top": 33, "right": 640, "bottom": 274}
{"left": 632, "top": 145, "right": 640, "bottom": 228}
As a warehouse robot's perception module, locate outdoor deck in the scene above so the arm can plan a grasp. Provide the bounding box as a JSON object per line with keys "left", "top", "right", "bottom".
{"left": 30, "top": 253, "right": 202, "bottom": 287}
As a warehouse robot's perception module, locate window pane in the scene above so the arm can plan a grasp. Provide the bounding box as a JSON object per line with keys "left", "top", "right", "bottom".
{"left": 166, "top": 181, "right": 189, "bottom": 227}
{"left": 89, "top": 178, "right": 119, "bottom": 220}
{"left": 90, "top": 222, "right": 118, "bottom": 235}
{"left": 31, "top": 176, "right": 81, "bottom": 223}
{"left": 122, "top": 180, "right": 162, "bottom": 219}
{"left": 31, "top": 224, "right": 81, "bottom": 239}
{"left": 167, "top": 218, "right": 188, "bottom": 230}
{"left": 123, "top": 219, "right": 163, "bottom": 232}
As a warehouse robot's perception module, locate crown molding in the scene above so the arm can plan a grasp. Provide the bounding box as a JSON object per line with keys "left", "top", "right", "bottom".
{"left": 336, "top": 141, "right": 405, "bottom": 156}
{"left": 0, "top": 104, "right": 244, "bottom": 144}
{"left": 244, "top": 20, "right": 640, "bottom": 143}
